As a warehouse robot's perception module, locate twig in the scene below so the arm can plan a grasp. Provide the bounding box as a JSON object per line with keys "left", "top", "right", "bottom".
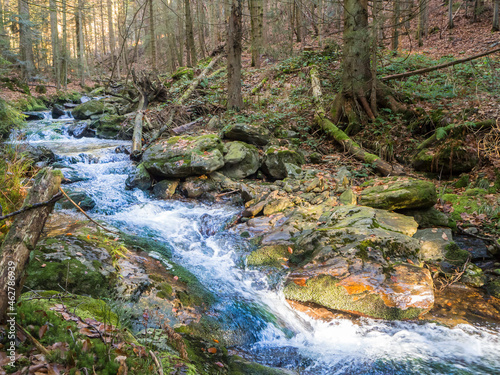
{"left": 216, "top": 189, "right": 239, "bottom": 197}
{"left": 59, "top": 187, "right": 119, "bottom": 234}
{"left": 149, "top": 350, "right": 164, "bottom": 375}
{"left": 15, "top": 323, "right": 50, "bottom": 356}
{"left": 0, "top": 192, "right": 63, "bottom": 221}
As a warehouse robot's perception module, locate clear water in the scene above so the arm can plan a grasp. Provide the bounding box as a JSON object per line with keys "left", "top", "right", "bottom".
{"left": 12, "top": 112, "right": 500, "bottom": 374}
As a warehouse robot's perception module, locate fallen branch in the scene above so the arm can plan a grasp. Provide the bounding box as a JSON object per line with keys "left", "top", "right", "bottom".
{"left": 0, "top": 192, "right": 63, "bottom": 221}
{"left": 16, "top": 323, "right": 50, "bottom": 356}
{"left": 381, "top": 47, "right": 500, "bottom": 81}
{"left": 251, "top": 77, "right": 268, "bottom": 95}
{"left": 417, "top": 119, "right": 496, "bottom": 151}
{"left": 0, "top": 169, "right": 62, "bottom": 323}
{"left": 149, "top": 351, "right": 164, "bottom": 375}
{"left": 148, "top": 54, "right": 223, "bottom": 144}
{"left": 171, "top": 117, "right": 203, "bottom": 135}
{"left": 310, "top": 67, "right": 404, "bottom": 176}
{"left": 59, "top": 187, "right": 119, "bottom": 234}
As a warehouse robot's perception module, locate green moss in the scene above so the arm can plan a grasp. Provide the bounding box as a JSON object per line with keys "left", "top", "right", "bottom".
{"left": 464, "top": 188, "right": 487, "bottom": 196}
{"left": 444, "top": 243, "right": 469, "bottom": 266}
{"left": 247, "top": 245, "right": 290, "bottom": 268}
{"left": 364, "top": 153, "right": 379, "bottom": 164}
{"left": 284, "top": 275, "right": 426, "bottom": 320}
{"left": 156, "top": 282, "right": 174, "bottom": 299}
{"left": 441, "top": 193, "right": 483, "bottom": 222}
{"left": 229, "top": 356, "right": 289, "bottom": 374}
{"left": 454, "top": 174, "right": 470, "bottom": 188}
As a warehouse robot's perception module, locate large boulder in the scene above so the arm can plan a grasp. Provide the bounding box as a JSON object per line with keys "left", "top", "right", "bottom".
{"left": 221, "top": 141, "right": 260, "bottom": 179}
{"left": 152, "top": 179, "right": 179, "bottom": 199}
{"left": 223, "top": 123, "right": 270, "bottom": 146}
{"left": 51, "top": 104, "right": 66, "bottom": 119}
{"left": 72, "top": 100, "right": 106, "bottom": 120}
{"left": 276, "top": 205, "right": 434, "bottom": 320}
{"left": 359, "top": 177, "right": 437, "bottom": 211}
{"left": 413, "top": 228, "right": 453, "bottom": 261}
{"left": 262, "top": 147, "right": 305, "bottom": 180}
{"left": 96, "top": 114, "right": 131, "bottom": 139}
{"left": 142, "top": 134, "right": 225, "bottom": 178}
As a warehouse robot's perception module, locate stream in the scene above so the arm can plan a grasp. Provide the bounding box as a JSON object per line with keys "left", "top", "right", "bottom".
{"left": 10, "top": 111, "right": 500, "bottom": 374}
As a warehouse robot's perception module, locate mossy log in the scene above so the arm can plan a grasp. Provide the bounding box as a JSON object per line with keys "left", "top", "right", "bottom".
{"left": 310, "top": 67, "right": 404, "bottom": 176}
{"left": 251, "top": 77, "right": 268, "bottom": 95}
{"left": 0, "top": 168, "right": 62, "bottom": 323}
{"left": 148, "top": 54, "right": 223, "bottom": 145}
{"left": 417, "top": 119, "right": 496, "bottom": 151}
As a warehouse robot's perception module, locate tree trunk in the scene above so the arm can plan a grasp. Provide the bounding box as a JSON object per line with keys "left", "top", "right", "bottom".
{"left": 0, "top": 0, "right": 8, "bottom": 54}
{"left": 227, "top": 0, "right": 243, "bottom": 111}
{"left": 493, "top": 0, "right": 499, "bottom": 31}
{"left": 249, "top": 0, "right": 263, "bottom": 68}
{"left": 149, "top": 0, "right": 156, "bottom": 70}
{"left": 18, "top": 0, "right": 34, "bottom": 81}
{"left": 392, "top": 0, "right": 400, "bottom": 51}
{"left": 449, "top": 0, "right": 454, "bottom": 29}
{"left": 76, "top": 0, "right": 85, "bottom": 86}
{"left": 184, "top": 0, "right": 196, "bottom": 66}
{"left": 61, "top": 0, "right": 68, "bottom": 89}
{"left": 107, "top": 0, "right": 117, "bottom": 77}
{"left": 49, "top": 0, "right": 60, "bottom": 89}
{"left": 0, "top": 169, "right": 62, "bottom": 324}
{"left": 418, "top": 0, "right": 428, "bottom": 46}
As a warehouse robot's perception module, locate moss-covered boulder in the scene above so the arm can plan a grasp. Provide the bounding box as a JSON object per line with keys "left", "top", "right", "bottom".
{"left": 68, "top": 120, "right": 95, "bottom": 138}
{"left": 399, "top": 207, "right": 453, "bottom": 228}
{"left": 72, "top": 100, "right": 105, "bottom": 120}
{"left": 228, "top": 356, "right": 292, "bottom": 375}
{"left": 413, "top": 144, "right": 478, "bottom": 175}
{"left": 221, "top": 141, "right": 260, "bottom": 179}
{"left": 180, "top": 176, "right": 218, "bottom": 198}
{"left": 262, "top": 147, "right": 305, "bottom": 180}
{"left": 57, "top": 188, "right": 96, "bottom": 210}
{"left": 223, "top": 123, "right": 270, "bottom": 146}
{"left": 96, "top": 114, "right": 131, "bottom": 139}
{"left": 413, "top": 228, "right": 453, "bottom": 261}
{"left": 359, "top": 177, "right": 437, "bottom": 211}
{"left": 142, "top": 134, "right": 225, "bottom": 178}
{"left": 125, "top": 163, "right": 152, "bottom": 191}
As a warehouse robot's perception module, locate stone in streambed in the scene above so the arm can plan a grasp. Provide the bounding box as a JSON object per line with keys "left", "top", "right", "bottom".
{"left": 223, "top": 123, "right": 270, "bottom": 146}
{"left": 72, "top": 100, "right": 106, "bottom": 120}
{"left": 221, "top": 141, "right": 260, "bottom": 179}
{"left": 51, "top": 104, "right": 66, "bottom": 119}
{"left": 125, "top": 163, "right": 152, "bottom": 191}
{"left": 68, "top": 121, "right": 95, "bottom": 138}
{"left": 142, "top": 134, "right": 225, "bottom": 178}
{"left": 152, "top": 179, "right": 179, "bottom": 199}
{"left": 359, "top": 177, "right": 437, "bottom": 211}
{"left": 262, "top": 147, "right": 305, "bottom": 180}
{"left": 180, "top": 176, "right": 218, "bottom": 198}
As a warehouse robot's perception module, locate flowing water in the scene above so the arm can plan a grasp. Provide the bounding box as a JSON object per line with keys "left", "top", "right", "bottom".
{"left": 10, "top": 112, "right": 500, "bottom": 374}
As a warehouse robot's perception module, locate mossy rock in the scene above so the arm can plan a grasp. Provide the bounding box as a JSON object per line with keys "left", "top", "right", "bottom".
{"left": 262, "top": 147, "right": 305, "bottom": 180}
{"left": 398, "top": 207, "right": 454, "bottom": 229}
{"left": 152, "top": 179, "right": 179, "bottom": 199}
{"left": 247, "top": 245, "right": 290, "bottom": 268}
{"left": 96, "top": 114, "right": 131, "bottom": 139}
{"left": 444, "top": 243, "right": 470, "bottom": 267}
{"left": 413, "top": 144, "right": 478, "bottom": 175}
{"left": 125, "top": 163, "right": 152, "bottom": 191}
{"left": 142, "top": 134, "right": 225, "bottom": 178}
{"left": 223, "top": 123, "right": 270, "bottom": 146}
{"left": 359, "top": 177, "right": 437, "bottom": 211}
{"left": 57, "top": 188, "right": 95, "bottom": 211}
{"left": 221, "top": 141, "right": 260, "bottom": 179}
{"left": 441, "top": 193, "right": 484, "bottom": 222}
{"left": 72, "top": 100, "right": 106, "bottom": 120}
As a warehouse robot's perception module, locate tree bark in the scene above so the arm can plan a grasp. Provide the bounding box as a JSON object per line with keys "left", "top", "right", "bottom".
{"left": 107, "top": 0, "right": 117, "bottom": 77}
{"left": 76, "top": 0, "right": 85, "bottom": 86}
{"left": 18, "top": 0, "right": 35, "bottom": 81}
{"left": 184, "top": 0, "right": 196, "bottom": 66}
{"left": 61, "top": 0, "right": 68, "bottom": 89}
{"left": 0, "top": 169, "right": 62, "bottom": 323}
{"left": 49, "top": 0, "right": 60, "bottom": 89}
{"left": 418, "top": 0, "right": 428, "bottom": 46}
{"left": 227, "top": 0, "right": 243, "bottom": 111}
{"left": 149, "top": 0, "right": 156, "bottom": 70}
{"left": 493, "top": 0, "right": 499, "bottom": 32}
{"left": 249, "top": 0, "right": 263, "bottom": 68}
{"left": 448, "top": 0, "right": 454, "bottom": 29}
{"left": 392, "top": 0, "right": 400, "bottom": 51}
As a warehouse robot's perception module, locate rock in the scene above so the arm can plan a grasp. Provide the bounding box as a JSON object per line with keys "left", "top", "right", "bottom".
{"left": 221, "top": 141, "right": 260, "bottom": 179}
{"left": 51, "top": 104, "right": 66, "bottom": 119}
{"left": 58, "top": 189, "right": 96, "bottom": 211}
{"left": 229, "top": 356, "right": 293, "bottom": 375}
{"left": 142, "top": 134, "right": 225, "bottom": 178}
{"left": 263, "top": 198, "right": 293, "bottom": 216}
{"left": 223, "top": 123, "right": 270, "bottom": 146}
{"left": 461, "top": 264, "right": 486, "bottom": 287}
{"left": 180, "top": 176, "right": 218, "bottom": 198}
{"left": 21, "top": 144, "right": 56, "bottom": 164}
{"left": 262, "top": 147, "right": 305, "bottom": 179}
{"left": 96, "top": 114, "right": 131, "bottom": 139}
{"left": 23, "top": 111, "right": 46, "bottom": 121}
{"left": 413, "top": 145, "right": 478, "bottom": 175}
{"left": 334, "top": 166, "right": 352, "bottom": 192}
{"left": 359, "top": 177, "right": 437, "bottom": 211}
{"left": 285, "top": 262, "right": 434, "bottom": 320}
{"left": 487, "top": 278, "right": 500, "bottom": 298}
{"left": 72, "top": 100, "right": 106, "bottom": 120}
{"left": 152, "top": 179, "right": 179, "bottom": 199}
{"left": 339, "top": 189, "right": 357, "bottom": 205}
{"left": 125, "top": 164, "right": 152, "bottom": 191}
{"left": 60, "top": 168, "right": 89, "bottom": 184}
{"left": 309, "top": 152, "right": 323, "bottom": 164}
{"left": 242, "top": 200, "right": 267, "bottom": 217}
{"left": 413, "top": 228, "right": 453, "bottom": 261}
{"left": 68, "top": 121, "right": 95, "bottom": 138}
{"left": 247, "top": 245, "right": 291, "bottom": 268}
{"left": 399, "top": 207, "right": 452, "bottom": 228}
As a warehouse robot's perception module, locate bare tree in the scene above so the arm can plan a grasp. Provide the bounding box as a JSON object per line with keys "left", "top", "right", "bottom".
{"left": 227, "top": 0, "right": 243, "bottom": 110}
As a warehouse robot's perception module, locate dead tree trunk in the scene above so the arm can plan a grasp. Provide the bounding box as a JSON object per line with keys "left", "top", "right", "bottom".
{"left": 0, "top": 169, "right": 62, "bottom": 323}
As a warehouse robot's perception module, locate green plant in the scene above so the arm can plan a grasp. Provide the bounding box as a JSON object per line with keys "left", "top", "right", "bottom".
{"left": 0, "top": 97, "right": 25, "bottom": 138}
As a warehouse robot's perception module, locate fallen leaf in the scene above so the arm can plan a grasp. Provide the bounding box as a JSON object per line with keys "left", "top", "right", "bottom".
{"left": 442, "top": 232, "right": 449, "bottom": 241}
{"left": 41, "top": 264, "right": 46, "bottom": 268}
{"left": 207, "top": 347, "right": 217, "bottom": 354}
{"left": 39, "top": 324, "right": 48, "bottom": 339}
{"left": 287, "top": 247, "right": 293, "bottom": 254}
{"left": 213, "top": 339, "right": 219, "bottom": 343}
{"left": 215, "top": 362, "right": 224, "bottom": 368}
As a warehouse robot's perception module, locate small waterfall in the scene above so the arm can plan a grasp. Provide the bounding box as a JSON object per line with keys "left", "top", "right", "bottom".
{"left": 13, "top": 114, "right": 500, "bottom": 374}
